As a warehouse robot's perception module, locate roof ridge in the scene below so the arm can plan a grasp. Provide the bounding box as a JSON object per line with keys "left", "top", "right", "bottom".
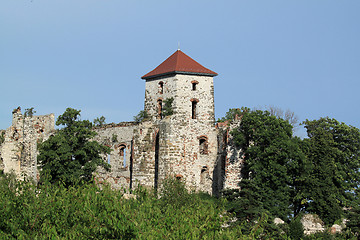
{"left": 141, "top": 50, "right": 217, "bottom": 79}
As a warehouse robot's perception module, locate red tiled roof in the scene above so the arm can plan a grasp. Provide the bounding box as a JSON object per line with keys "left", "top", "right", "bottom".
{"left": 141, "top": 50, "right": 218, "bottom": 79}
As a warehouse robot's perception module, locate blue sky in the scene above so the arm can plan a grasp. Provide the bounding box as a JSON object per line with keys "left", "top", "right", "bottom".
{"left": 1, "top": 0, "right": 359, "bottom": 138}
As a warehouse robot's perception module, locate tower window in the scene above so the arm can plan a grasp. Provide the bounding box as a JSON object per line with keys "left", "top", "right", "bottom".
{"left": 158, "top": 81, "right": 164, "bottom": 94}
{"left": 199, "top": 136, "right": 208, "bottom": 155}
{"left": 191, "top": 81, "right": 198, "bottom": 91}
{"left": 192, "top": 83, "right": 197, "bottom": 90}
{"left": 190, "top": 98, "right": 199, "bottom": 119}
{"left": 157, "top": 99, "right": 163, "bottom": 119}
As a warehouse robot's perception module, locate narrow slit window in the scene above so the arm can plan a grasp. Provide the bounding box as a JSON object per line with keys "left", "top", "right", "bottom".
{"left": 159, "top": 82, "right": 164, "bottom": 94}
{"left": 107, "top": 154, "right": 111, "bottom": 164}
{"left": 192, "top": 101, "right": 197, "bottom": 119}
{"left": 157, "top": 99, "right": 163, "bottom": 119}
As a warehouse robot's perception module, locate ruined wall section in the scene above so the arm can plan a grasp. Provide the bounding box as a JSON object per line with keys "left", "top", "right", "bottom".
{"left": 93, "top": 122, "right": 138, "bottom": 190}
{"left": 212, "top": 125, "right": 228, "bottom": 196}
{"left": 0, "top": 108, "right": 55, "bottom": 181}
{"left": 216, "top": 120, "right": 243, "bottom": 190}
{"left": 0, "top": 130, "right": 5, "bottom": 172}
{"left": 131, "top": 121, "right": 160, "bottom": 189}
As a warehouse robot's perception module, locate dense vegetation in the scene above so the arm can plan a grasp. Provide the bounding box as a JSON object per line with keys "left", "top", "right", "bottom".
{"left": 221, "top": 107, "right": 360, "bottom": 238}
{"left": 0, "top": 172, "right": 283, "bottom": 239}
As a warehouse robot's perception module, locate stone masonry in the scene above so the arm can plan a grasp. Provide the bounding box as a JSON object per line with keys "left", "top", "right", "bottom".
{"left": 0, "top": 107, "right": 55, "bottom": 181}
{"left": 0, "top": 50, "right": 242, "bottom": 195}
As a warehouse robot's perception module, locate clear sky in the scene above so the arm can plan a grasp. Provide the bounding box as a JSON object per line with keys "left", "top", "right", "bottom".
{"left": 1, "top": 0, "right": 359, "bottom": 138}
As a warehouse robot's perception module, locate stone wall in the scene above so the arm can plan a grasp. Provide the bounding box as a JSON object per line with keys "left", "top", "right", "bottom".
{"left": 218, "top": 120, "right": 244, "bottom": 190}
{"left": 93, "top": 122, "right": 138, "bottom": 190}
{"left": 0, "top": 107, "right": 55, "bottom": 181}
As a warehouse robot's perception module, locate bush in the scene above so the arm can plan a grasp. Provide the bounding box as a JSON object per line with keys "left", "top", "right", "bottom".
{"left": 289, "top": 215, "right": 304, "bottom": 240}
{"left": 133, "top": 110, "right": 149, "bottom": 123}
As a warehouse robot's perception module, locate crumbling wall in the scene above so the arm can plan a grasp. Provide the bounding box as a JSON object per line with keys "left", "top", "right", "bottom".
{"left": 0, "top": 107, "right": 55, "bottom": 181}
{"left": 93, "top": 122, "right": 138, "bottom": 190}
{"left": 214, "top": 120, "right": 243, "bottom": 192}
{"left": 0, "top": 130, "right": 6, "bottom": 172}
{"left": 131, "top": 121, "right": 159, "bottom": 189}
{"left": 301, "top": 214, "right": 325, "bottom": 235}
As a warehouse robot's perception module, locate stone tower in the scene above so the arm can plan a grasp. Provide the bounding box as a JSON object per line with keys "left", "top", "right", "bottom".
{"left": 141, "top": 50, "right": 218, "bottom": 192}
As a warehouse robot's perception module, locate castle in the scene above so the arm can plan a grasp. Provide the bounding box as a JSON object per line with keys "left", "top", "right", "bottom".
{"left": 0, "top": 50, "right": 243, "bottom": 195}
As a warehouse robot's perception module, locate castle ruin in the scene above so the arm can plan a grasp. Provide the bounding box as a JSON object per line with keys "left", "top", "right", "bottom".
{"left": 0, "top": 50, "right": 243, "bottom": 195}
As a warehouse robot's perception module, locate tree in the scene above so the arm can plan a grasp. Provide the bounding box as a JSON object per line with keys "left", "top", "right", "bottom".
{"left": 133, "top": 110, "right": 149, "bottom": 123}
{"left": 264, "top": 106, "right": 299, "bottom": 127}
{"left": 230, "top": 108, "right": 306, "bottom": 221}
{"left": 302, "top": 117, "right": 360, "bottom": 225}
{"left": 38, "top": 108, "right": 110, "bottom": 186}
{"left": 217, "top": 107, "right": 250, "bottom": 123}
{"left": 93, "top": 116, "right": 106, "bottom": 127}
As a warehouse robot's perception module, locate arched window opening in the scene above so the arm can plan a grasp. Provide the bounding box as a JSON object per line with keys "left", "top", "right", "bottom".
{"left": 119, "top": 144, "right": 126, "bottom": 167}
{"left": 200, "top": 166, "right": 209, "bottom": 184}
{"left": 175, "top": 174, "right": 183, "bottom": 180}
{"left": 199, "top": 136, "right": 208, "bottom": 155}
{"left": 157, "top": 99, "right": 163, "bottom": 119}
{"left": 158, "top": 81, "right": 164, "bottom": 94}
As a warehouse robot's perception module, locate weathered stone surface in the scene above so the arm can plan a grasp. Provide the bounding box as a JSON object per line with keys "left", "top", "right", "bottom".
{"left": 301, "top": 214, "right": 325, "bottom": 235}
{"left": 274, "top": 218, "right": 285, "bottom": 225}
{"left": 0, "top": 107, "right": 55, "bottom": 181}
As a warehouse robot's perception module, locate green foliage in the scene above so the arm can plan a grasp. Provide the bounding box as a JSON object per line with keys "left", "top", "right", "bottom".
{"left": 133, "top": 110, "right": 149, "bottom": 123}
{"left": 162, "top": 97, "right": 174, "bottom": 117}
{"left": 38, "top": 108, "right": 111, "bottom": 187}
{"left": 217, "top": 107, "right": 250, "bottom": 123}
{"left": 222, "top": 107, "right": 360, "bottom": 230}
{"left": 302, "top": 117, "right": 360, "bottom": 225}
{"left": 231, "top": 109, "right": 305, "bottom": 221}
{"left": 159, "top": 177, "right": 193, "bottom": 208}
{"left": 222, "top": 184, "right": 264, "bottom": 224}
{"left": 345, "top": 190, "right": 360, "bottom": 236}
{"left": 289, "top": 215, "right": 304, "bottom": 240}
{"left": 111, "top": 133, "right": 118, "bottom": 143}
{"left": 24, "top": 107, "right": 36, "bottom": 117}
{"left": 0, "top": 173, "right": 275, "bottom": 239}
{"left": 93, "top": 116, "right": 106, "bottom": 127}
